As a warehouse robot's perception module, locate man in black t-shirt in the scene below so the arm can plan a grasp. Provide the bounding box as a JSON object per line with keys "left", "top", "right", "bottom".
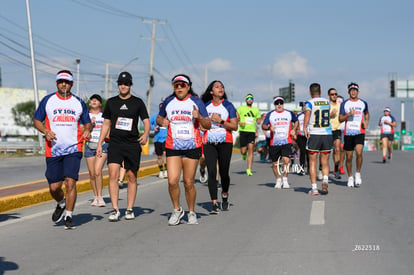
{"left": 97, "top": 71, "right": 150, "bottom": 221}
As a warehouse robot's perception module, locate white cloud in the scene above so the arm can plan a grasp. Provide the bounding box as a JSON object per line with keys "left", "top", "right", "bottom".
{"left": 272, "top": 51, "right": 312, "bottom": 79}
{"left": 206, "top": 58, "right": 232, "bottom": 72}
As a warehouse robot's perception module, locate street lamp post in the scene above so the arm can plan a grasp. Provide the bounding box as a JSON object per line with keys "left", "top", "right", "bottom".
{"left": 76, "top": 58, "right": 80, "bottom": 98}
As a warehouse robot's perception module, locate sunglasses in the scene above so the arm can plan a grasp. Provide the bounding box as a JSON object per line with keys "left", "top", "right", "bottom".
{"left": 118, "top": 82, "right": 131, "bottom": 86}
{"left": 246, "top": 97, "right": 253, "bottom": 101}
{"left": 274, "top": 101, "right": 284, "bottom": 105}
{"left": 57, "top": 79, "right": 73, "bottom": 85}
{"left": 329, "top": 93, "right": 338, "bottom": 96}
{"left": 173, "top": 82, "right": 188, "bottom": 89}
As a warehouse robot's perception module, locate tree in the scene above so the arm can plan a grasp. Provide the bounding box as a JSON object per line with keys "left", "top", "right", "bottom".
{"left": 11, "top": 100, "right": 35, "bottom": 129}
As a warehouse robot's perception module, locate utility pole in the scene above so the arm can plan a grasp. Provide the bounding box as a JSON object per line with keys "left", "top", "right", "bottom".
{"left": 142, "top": 19, "right": 166, "bottom": 116}
{"left": 25, "top": 0, "right": 43, "bottom": 152}
{"left": 76, "top": 58, "right": 80, "bottom": 98}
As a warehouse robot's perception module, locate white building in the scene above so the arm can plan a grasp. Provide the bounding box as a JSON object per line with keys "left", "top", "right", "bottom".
{"left": 0, "top": 87, "right": 47, "bottom": 136}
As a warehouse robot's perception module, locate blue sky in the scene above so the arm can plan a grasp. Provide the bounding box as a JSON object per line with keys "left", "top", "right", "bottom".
{"left": 1, "top": 0, "right": 414, "bottom": 130}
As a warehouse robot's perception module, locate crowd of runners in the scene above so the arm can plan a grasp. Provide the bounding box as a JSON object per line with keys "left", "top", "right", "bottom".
{"left": 34, "top": 69, "right": 397, "bottom": 229}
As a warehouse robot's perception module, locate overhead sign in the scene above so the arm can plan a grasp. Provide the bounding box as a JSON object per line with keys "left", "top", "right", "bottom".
{"left": 396, "top": 80, "right": 414, "bottom": 98}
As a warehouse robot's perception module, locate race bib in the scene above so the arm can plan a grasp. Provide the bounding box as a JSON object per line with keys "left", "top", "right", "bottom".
{"left": 115, "top": 117, "right": 133, "bottom": 131}
{"left": 275, "top": 128, "right": 288, "bottom": 138}
{"left": 173, "top": 124, "right": 194, "bottom": 139}
{"left": 347, "top": 121, "right": 360, "bottom": 131}
{"left": 245, "top": 117, "right": 254, "bottom": 124}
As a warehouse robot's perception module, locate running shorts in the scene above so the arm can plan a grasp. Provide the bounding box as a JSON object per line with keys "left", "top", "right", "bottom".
{"left": 332, "top": 130, "right": 342, "bottom": 141}
{"left": 84, "top": 142, "right": 108, "bottom": 158}
{"left": 107, "top": 142, "right": 142, "bottom": 174}
{"left": 239, "top": 132, "right": 256, "bottom": 147}
{"left": 154, "top": 141, "right": 166, "bottom": 156}
{"left": 45, "top": 152, "right": 83, "bottom": 184}
{"left": 306, "top": 135, "right": 333, "bottom": 153}
{"left": 343, "top": 134, "right": 365, "bottom": 151}
{"left": 380, "top": 133, "right": 394, "bottom": 141}
{"left": 166, "top": 148, "right": 202, "bottom": 160}
{"left": 269, "top": 144, "right": 292, "bottom": 162}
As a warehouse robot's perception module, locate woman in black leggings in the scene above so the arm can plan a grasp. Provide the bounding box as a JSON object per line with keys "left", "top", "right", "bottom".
{"left": 201, "top": 81, "right": 238, "bottom": 214}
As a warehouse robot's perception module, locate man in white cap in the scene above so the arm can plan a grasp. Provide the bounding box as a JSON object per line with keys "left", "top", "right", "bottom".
{"left": 378, "top": 107, "right": 396, "bottom": 163}
{"left": 33, "top": 70, "right": 92, "bottom": 229}
{"left": 262, "top": 96, "right": 298, "bottom": 189}
{"left": 339, "top": 82, "right": 369, "bottom": 187}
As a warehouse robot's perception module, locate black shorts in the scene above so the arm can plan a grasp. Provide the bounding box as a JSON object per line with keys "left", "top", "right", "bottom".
{"left": 239, "top": 132, "right": 256, "bottom": 147}
{"left": 107, "top": 142, "right": 142, "bottom": 173}
{"left": 306, "top": 135, "right": 333, "bottom": 152}
{"left": 166, "top": 147, "right": 202, "bottom": 160}
{"left": 380, "top": 133, "right": 394, "bottom": 141}
{"left": 269, "top": 144, "right": 292, "bottom": 162}
{"left": 343, "top": 134, "right": 365, "bottom": 151}
{"left": 154, "top": 141, "right": 166, "bottom": 156}
{"left": 332, "top": 130, "right": 342, "bottom": 141}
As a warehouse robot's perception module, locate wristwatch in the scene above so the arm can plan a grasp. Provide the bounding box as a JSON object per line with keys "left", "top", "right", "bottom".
{"left": 220, "top": 120, "right": 225, "bottom": 126}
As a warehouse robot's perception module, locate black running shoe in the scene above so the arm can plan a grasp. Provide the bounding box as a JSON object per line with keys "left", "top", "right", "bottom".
{"left": 52, "top": 204, "right": 65, "bottom": 223}
{"left": 334, "top": 170, "right": 341, "bottom": 179}
{"left": 210, "top": 203, "right": 220, "bottom": 215}
{"left": 221, "top": 194, "right": 229, "bottom": 211}
{"left": 382, "top": 158, "right": 386, "bottom": 163}
{"left": 64, "top": 216, "right": 76, "bottom": 230}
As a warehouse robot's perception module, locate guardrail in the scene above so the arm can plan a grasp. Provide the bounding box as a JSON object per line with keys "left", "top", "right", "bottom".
{"left": 0, "top": 141, "right": 41, "bottom": 153}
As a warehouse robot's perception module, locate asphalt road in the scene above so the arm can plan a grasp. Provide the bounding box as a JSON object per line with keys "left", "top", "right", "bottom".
{"left": 0, "top": 151, "right": 413, "bottom": 274}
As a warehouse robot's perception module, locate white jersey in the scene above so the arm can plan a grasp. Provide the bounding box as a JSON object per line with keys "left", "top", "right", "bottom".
{"left": 89, "top": 110, "right": 104, "bottom": 143}
{"left": 305, "top": 97, "right": 332, "bottom": 135}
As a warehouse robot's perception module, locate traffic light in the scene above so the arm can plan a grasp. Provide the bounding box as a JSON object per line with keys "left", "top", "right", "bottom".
{"left": 390, "top": 80, "right": 395, "bottom": 97}
{"left": 289, "top": 82, "right": 295, "bottom": 102}
{"left": 401, "top": 121, "right": 406, "bottom": 135}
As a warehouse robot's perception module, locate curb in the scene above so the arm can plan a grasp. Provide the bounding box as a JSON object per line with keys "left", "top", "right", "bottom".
{"left": 0, "top": 164, "right": 160, "bottom": 213}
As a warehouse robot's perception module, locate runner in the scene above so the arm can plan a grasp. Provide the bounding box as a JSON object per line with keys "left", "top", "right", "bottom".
{"left": 85, "top": 94, "right": 107, "bottom": 207}
{"left": 378, "top": 107, "right": 396, "bottom": 163}
{"left": 201, "top": 80, "right": 238, "bottom": 213}
{"left": 303, "top": 83, "right": 333, "bottom": 195}
{"left": 96, "top": 71, "right": 150, "bottom": 221}
{"left": 237, "top": 93, "right": 261, "bottom": 176}
{"left": 33, "top": 70, "right": 92, "bottom": 229}
{"left": 256, "top": 113, "right": 268, "bottom": 163}
{"left": 339, "top": 82, "right": 369, "bottom": 187}
{"left": 328, "top": 88, "right": 342, "bottom": 179}
{"left": 262, "top": 96, "right": 298, "bottom": 189}
{"left": 150, "top": 102, "right": 168, "bottom": 178}
{"left": 156, "top": 74, "right": 211, "bottom": 225}
{"left": 337, "top": 95, "right": 346, "bottom": 174}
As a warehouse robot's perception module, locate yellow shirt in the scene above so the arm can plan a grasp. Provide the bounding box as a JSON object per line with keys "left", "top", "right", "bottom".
{"left": 330, "top": 101, "right": 341, "bottom": 131}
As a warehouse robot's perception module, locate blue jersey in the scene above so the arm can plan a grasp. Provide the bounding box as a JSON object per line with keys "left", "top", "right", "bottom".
{"left": 150, "top": 112, "right": 168, "bottom": 143}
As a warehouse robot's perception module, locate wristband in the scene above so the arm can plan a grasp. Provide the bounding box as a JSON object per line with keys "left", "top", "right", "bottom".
{"left": 220, "top": 120, "right": 225, "bottom": 125}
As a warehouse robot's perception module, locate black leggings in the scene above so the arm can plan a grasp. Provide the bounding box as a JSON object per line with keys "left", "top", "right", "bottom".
{"left": 296, "top": 135, "right": 309, "bottom": 170}
{"left": 203, "top": 142, "right": 233, "bottom": 200}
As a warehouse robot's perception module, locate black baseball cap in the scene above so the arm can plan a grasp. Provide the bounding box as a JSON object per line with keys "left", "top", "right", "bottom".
{"left": 117, "top": 71, "right": 133, "bottom": 85}
{"left": 89, "top": 94, "right": 102, "bottom": 103}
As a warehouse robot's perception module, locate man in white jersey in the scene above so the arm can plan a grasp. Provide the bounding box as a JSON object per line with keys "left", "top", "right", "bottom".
{"left": 339, "top": 82, "right": 369, "bottom": 187}
{"left": 262, "top": 96, "right": 298, "bottom": 189}
{"left": 378, "top": 107, "right": 396, "bottom": 163}
{"left": 33, "top": 70, "right": 92, "bottom": 229}
{"left": 303, "top": 83, "right": 333, "bottom": 195}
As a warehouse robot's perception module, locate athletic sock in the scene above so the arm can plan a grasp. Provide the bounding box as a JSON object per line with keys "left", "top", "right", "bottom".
{"left": 58, "top": 199, "right": 66, "bottom": 208}
{"left": 312, "top": 183, "right": 317, "bottom": 190}
{"left": 65, "top": 211, "right": 72, "bottom": 218}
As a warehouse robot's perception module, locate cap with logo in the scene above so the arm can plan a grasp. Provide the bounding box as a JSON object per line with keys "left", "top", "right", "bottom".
{"left": 56, "top": 71, "right": 73, "bottom": 82}
{"left": 384, "top": 107, "right": 391, "bottom": 112}
{"left": 117, "top": 71, "right": 133, "bottom": 85}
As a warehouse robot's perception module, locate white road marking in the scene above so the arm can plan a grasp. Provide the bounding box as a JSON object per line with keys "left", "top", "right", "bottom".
{"left": 309, "top": 200, "right": 325, "bottom": 225}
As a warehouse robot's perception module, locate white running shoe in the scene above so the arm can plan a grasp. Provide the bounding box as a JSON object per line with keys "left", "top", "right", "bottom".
{"left": 108, "top": 209, "right": 120, "bottom": 222}
{"left": 158, "top": 171, "right": 164, "bottom": 179}
{"left": 355, "top": 173, "right": 362, "bottom": 187}
{"left": 168, "top": 207, "right": 184, "bottom": 226}
{"left": 274, "top": 179, "right": 282, "bottom": 189}
{"left": 199, "top": 173, "right": 208, "bottom": 184}
{"left": 347, "top": 176, "right": 354, "bottom": 187}
{"left": 187, "top": 211, "right": 198, "bottom": 225}
{"left": 163, "top": 170, "right": 168, "bottom": 178}
{"left": 282, "top": 177, "right": 290, "bottom": 189}
{"left": 125, "top": 209, "right": 135, "bottom": 220}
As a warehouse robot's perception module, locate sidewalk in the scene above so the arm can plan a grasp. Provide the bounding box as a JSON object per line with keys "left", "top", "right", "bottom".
{"left": 0, "top": 157, "right": 159, "bottom": 213}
